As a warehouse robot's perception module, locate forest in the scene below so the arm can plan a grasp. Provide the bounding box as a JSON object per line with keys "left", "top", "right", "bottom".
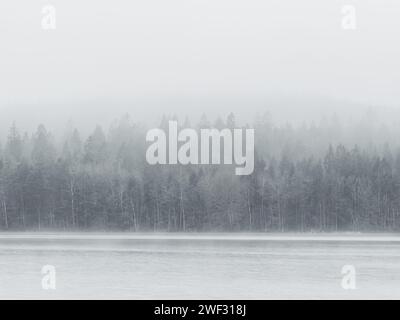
{"left": 1, "top": 111, "right": 400, "bottom": 232}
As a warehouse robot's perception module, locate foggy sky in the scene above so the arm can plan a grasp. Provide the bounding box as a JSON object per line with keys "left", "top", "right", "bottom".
{"left": 1, "top": 0, "right": 400, "bottom": 137}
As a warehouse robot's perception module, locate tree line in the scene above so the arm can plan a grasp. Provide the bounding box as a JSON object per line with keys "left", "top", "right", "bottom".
{"left": 1, "top": 112, "right": 400, "bottom": 232}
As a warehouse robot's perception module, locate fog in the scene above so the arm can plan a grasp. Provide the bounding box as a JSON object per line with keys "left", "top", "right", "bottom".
{"left": 3, "top": 1, "right": 400, "bottom": 302}
{"left": 0, "top": 0, "right": 400, "bottom": 137}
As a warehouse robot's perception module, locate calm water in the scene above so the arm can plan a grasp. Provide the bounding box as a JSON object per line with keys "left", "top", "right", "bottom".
{"left": 0, "top": 233, "right": 399, "bottom": 299}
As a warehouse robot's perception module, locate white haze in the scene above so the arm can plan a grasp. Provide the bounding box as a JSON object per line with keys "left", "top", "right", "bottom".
{"left": 0, "top": 0, "right": 399, "bottom": 137}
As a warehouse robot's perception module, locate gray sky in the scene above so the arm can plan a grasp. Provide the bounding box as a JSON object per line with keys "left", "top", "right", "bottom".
{"left": 0, "top": 0, "right": 400, "bottom": 136}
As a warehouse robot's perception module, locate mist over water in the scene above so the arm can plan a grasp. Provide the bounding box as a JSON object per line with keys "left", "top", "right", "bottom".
{"left": 1, "top": 0, "right": 400, "bottom": 301}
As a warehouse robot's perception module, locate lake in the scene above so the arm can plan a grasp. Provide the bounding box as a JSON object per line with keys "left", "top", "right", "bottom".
{"left": 0, "top": 233, "right": 399, "bottom": 299}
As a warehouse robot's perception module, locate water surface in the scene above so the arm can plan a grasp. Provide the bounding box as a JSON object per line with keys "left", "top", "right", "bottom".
{"left": 0, "top": 233, "right": 399, "bottom": 299}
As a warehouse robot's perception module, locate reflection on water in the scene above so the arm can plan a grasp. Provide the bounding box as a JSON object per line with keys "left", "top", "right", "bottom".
{"left": 0, "top": 233, "right": 399, "bottom": 299}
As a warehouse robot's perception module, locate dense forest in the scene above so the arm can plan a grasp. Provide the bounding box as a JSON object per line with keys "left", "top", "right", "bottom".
{"left": 1, "top": 111, "right": 400, "bottom": 232}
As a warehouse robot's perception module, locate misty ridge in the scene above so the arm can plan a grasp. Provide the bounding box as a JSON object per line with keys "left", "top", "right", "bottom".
{"left": 1, "top": 109, "right": 400, "bottom": 232}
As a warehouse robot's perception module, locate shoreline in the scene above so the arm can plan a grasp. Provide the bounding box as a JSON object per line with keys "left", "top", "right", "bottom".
{"left": 0, "top": 232, "right": 400, "bottom": 242}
